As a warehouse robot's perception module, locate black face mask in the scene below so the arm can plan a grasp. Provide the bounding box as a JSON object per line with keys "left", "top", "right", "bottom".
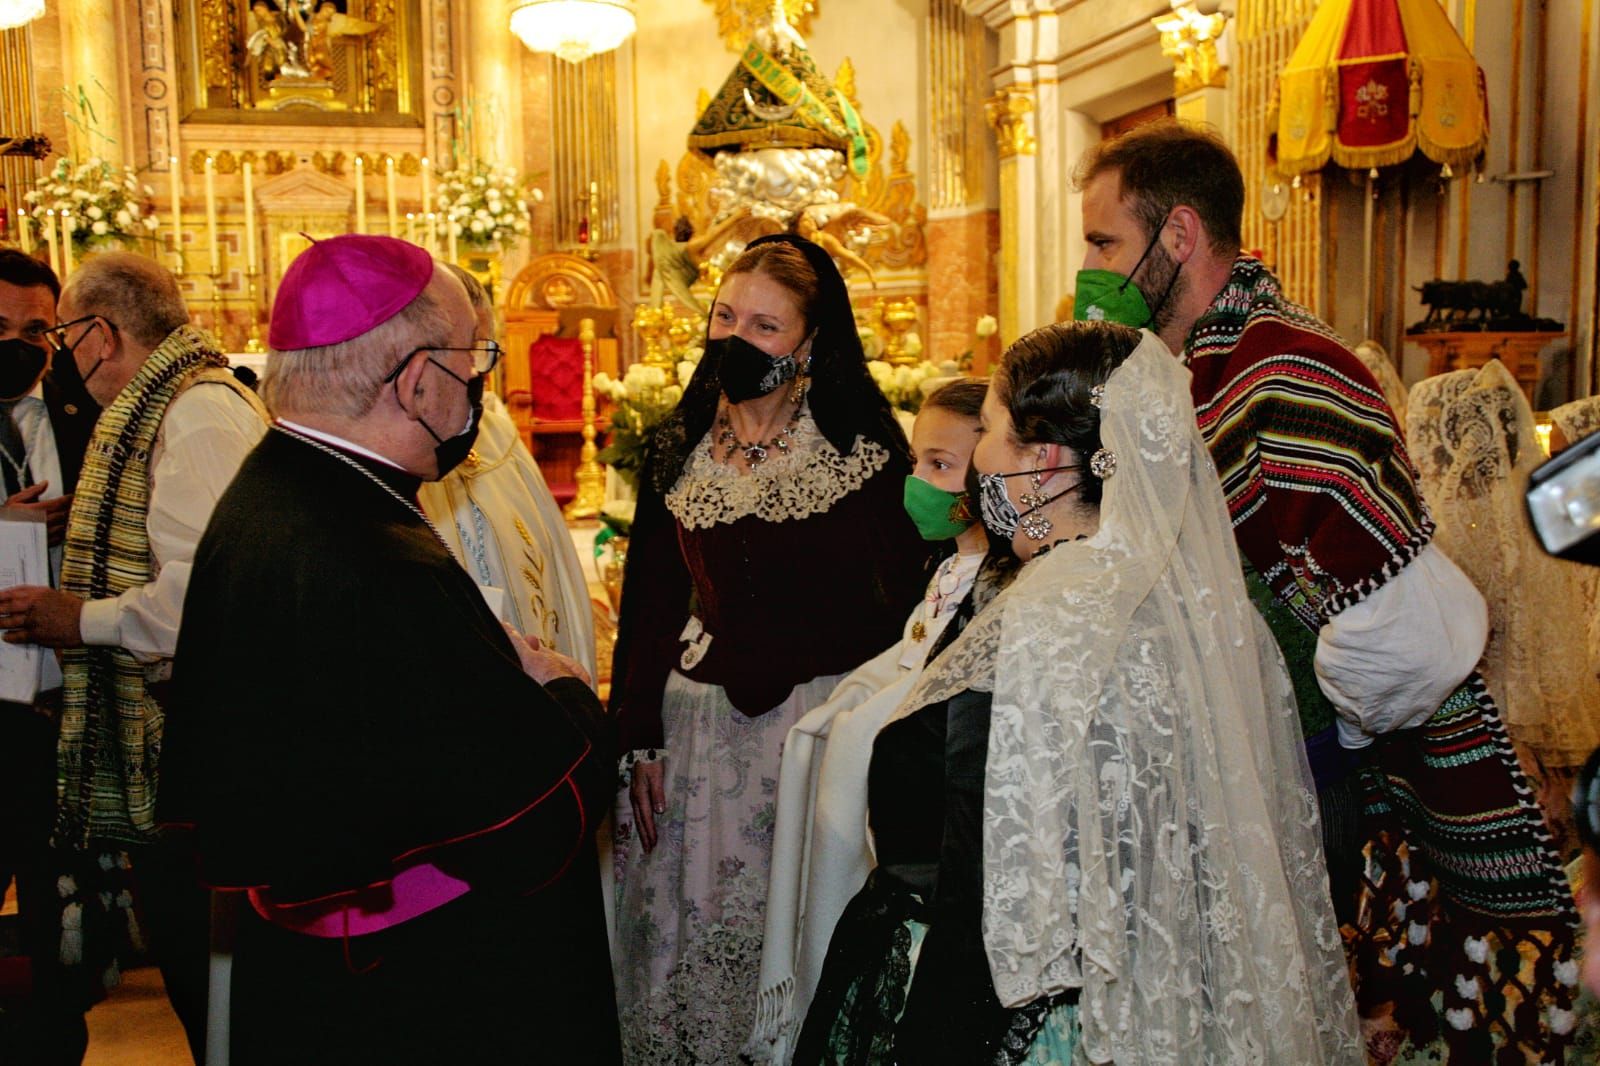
{"left": 710, "top": 333, "right": 804, "bottom": 404}
{"left": 420, "top": 369, "right": 485, "bottom": 479}
{"left": 47, "top": 328, "right": 105, "bottom": 417}
{"left": 0, "top": 338, "right": 48, "bottom": 402}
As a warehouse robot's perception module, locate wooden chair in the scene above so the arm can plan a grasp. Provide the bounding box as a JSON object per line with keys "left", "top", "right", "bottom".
{"left": 502, "top": 254, "right": 621, "bottom": 502}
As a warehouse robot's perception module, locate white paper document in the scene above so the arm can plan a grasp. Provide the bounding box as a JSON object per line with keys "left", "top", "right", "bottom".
{"left": 0, "top": 507, "right": 50, "bottom": 704}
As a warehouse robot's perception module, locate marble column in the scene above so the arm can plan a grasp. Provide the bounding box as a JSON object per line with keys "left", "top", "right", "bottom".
{"left": 465, "top": 1, "right": 525, "bottom": 167}
{"left": 58, "top": 0, "right": 127, "bottom": 164}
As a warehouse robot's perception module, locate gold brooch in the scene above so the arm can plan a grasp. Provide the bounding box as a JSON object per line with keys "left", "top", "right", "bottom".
{"left": 911, "top": 620, "right": 926, "bottom": 642}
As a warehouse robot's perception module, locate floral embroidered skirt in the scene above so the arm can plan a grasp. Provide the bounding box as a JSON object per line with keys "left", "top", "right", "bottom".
{"left": 614, "top": 669, "right": 842, "bottom": 1065}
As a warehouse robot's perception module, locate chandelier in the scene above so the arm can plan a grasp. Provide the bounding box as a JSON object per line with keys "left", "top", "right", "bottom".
{"left": 509, "top": 0, "right": 637, "bottom": 65}
{"left": 0, "top": 0, "right": 44, "bottom": 31}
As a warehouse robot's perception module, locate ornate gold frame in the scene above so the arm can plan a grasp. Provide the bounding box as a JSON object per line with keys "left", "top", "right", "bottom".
{"left": 177, "top": 0, "right": 424, "bottom": 125}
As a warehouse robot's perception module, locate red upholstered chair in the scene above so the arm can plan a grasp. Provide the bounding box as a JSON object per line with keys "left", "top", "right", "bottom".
{"left": 501, "top": 255, "right": 620, "bottom": 503}
{"left": 525, "top": 335, "right": 585, "bottom": 422}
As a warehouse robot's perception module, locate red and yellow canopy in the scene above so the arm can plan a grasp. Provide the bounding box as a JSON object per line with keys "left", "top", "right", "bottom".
{"left": 1272, "top": 0, "right": 1488, "bottom": 175}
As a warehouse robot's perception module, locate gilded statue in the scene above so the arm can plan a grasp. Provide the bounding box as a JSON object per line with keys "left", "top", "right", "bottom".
{"left": 248, "top": 1, "right": 380, "bottom": 88}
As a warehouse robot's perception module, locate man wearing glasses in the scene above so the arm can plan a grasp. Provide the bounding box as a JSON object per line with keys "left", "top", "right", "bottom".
{"left": 156, "top": 235, "right": 618, "bottom": 1064}
{"left": 0, "top": 251, "right": 269, "bottom": 1062}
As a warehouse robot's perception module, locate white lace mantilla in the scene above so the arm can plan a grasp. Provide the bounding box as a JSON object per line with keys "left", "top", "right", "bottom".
{"left": 665, "top": 408, "right": 889, "bottom": 529}
{"left": 907, "top": 333, "right": 1360, "bottom": 1063}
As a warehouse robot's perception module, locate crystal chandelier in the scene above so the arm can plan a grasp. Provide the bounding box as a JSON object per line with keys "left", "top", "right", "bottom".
{"left": 509, "top": 0, "right": 637, "bottom": 65}
{"left": 0, "top": 0, "right": 44, "bottom": 31}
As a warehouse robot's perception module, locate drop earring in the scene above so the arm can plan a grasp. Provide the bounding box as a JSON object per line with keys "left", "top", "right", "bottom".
{"left": 1018, "top": 466, "right": 1048, "bottom": 510}
{"left": 1018, "top": 465, "right": 1053, "bottom": 540}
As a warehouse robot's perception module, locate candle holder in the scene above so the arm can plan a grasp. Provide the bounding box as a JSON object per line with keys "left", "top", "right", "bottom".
{"left": 243, "top": 269, "right": 266, "bottom": 354}
{"left": 563, "top": 317, "right": 606, "bottom": 521}
{"left": 209, "top": 271, "right": 226, "bottom": 340}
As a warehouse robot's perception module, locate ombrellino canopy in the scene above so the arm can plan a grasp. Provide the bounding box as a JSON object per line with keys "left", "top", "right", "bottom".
{"left": 1272, "top": 0, "right": 1488, "bottom": 175}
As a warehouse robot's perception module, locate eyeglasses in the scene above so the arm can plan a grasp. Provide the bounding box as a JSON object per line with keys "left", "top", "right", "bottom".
{"left": 42, "top": 314, "right": 117, "bottom": 352}
{"left": 382, "top": 339, "right": 502, "bottom": 384}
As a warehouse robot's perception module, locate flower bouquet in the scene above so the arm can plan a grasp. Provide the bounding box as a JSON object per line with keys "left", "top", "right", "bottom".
{"left": 25, "top": 157, "right": 161, "bottom": 252}
{"left": 434, "top": 159, "right": 540, "bottom": 251}
{"left": 593, "top": 348, "right": 702, "bottom": 488}
{"left": 867, "top": 356, "right": 961, "bottom": 416}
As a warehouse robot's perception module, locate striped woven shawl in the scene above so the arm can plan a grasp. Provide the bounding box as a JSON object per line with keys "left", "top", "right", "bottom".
{"left": 1184, "top": 256, "right": 1431, "bottom": 629}
{"left": 56, "top": 324, "right": 230, "bottom": 845}
{"left": 1186, "top": 257, "right": 1579, "bottom": 1062}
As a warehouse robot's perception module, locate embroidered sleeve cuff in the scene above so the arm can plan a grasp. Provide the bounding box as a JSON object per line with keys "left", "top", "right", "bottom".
{"left": 78, "top": 597, "right": 121, "bottom": 647}
{"left": 618, "top": 748, "right": 664, "bottom": 787}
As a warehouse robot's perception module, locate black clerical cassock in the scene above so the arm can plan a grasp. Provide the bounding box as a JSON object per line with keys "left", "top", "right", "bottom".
{"left": 160, "top": 427, "right": 620, "bottom": 1064}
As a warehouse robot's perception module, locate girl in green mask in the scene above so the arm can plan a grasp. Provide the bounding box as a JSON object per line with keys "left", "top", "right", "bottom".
{"left": 750, "top": 378, "right": 989, "bottom": 1062}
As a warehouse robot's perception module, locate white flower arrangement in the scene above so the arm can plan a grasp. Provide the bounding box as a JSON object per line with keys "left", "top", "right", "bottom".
{"left": 594, "top": 347, "right": 703, "bottom": 487}
{"left": 25, "top": 157, "right": 161, "bottom": 250}
{"left": 868, "top": 356, "right": 962, "bottom": 415}
{"left": 434, "top": 159, "right": 539, "bottom": 251}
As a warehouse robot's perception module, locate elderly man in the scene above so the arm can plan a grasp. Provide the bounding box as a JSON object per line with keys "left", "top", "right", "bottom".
{"left": 157, "top": 235, "right": 619, "bottom": 1064}
{"left": 1073, "top": 120, "right": 1577, "bottom": 1063}
{"left": 0, "top": 252, "right": 266, "bottom": 1062}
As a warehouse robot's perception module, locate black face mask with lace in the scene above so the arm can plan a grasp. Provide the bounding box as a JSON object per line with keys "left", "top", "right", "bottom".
{"left": 710, "top": 334, "right": 803, "bottom": 404}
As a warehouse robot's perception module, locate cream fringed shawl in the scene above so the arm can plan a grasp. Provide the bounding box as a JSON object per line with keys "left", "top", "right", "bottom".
{"left": 1407, "top": 362, "right": 1600, "bottom": 770}
{"left": 903, "top": 332, "right": 1361, "bottom": 1063}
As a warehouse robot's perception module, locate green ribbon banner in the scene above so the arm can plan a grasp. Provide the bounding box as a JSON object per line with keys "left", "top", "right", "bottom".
{"left": 740, "top": 43, "right": 871, "bottom": 178}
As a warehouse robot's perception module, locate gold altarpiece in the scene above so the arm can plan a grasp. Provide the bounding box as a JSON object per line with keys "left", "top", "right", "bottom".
{"left": 177, "top": 0, "right": 424, "bottom": 122}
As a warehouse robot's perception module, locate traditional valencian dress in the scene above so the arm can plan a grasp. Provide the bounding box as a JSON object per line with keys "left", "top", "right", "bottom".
{"left": 610, "top": 396, "right": 928, "bottom": 1063}
{"left": 795, "top": 333, "right": 1361, "bottom": 1065}
{"left": 747, "top": 546, "right": 985, "bottom": 1062}
{"left": 1186, "top": 256, "right": 1580, "bottom": 1062}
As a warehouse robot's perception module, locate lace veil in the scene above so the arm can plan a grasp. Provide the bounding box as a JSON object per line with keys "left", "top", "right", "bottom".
{"left": 1353, "top": 338, "right": 1409, "bottom": 428}
{"left": 1407, "top": 361, "right": 1600, "bottom": 769}
{"left": 1550, "top": 394, "right": 1600, "bottom": 450}
{"left": 904, "top": 331, "right": 1359, "bottom": 1063}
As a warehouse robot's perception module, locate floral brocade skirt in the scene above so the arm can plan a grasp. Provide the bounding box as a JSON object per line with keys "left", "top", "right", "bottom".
{"left": 613, "top": 669, "right": 842, "bottom": 1066}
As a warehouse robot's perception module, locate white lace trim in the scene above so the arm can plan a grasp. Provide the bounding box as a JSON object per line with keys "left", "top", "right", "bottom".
{"left": 665, "top": 408, "right": 890, "bottom": 529}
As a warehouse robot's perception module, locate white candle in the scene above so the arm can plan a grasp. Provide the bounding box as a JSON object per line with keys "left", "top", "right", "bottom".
{"left": 243, "top": 160, "right": 258, "bottom": 274}
{"left": 385, "top": 156, "right": 397, "bottom": 237}
{"left": 406, "top": 212, "right": 416, "bottom": 243}
{"left": 168, "top": 155, "right": 183, "bottom": 271}
{"left": 43, "top": 209, "right": 58, "bottom": 277}
{"left": 17, "top": 209, "right": 30, "bottom": 254}
{"left": 420, "top": 156, "right": 431, "bottom": 219}
{"left": 60, "top": 210, "right": 73, "bottom": 278}
{"left": 203, "top": 155, "right": 219, "bottom": 276}
{"left": 354, "top": 155, "right": 366, "bottom": 234}
{"left": 426, "top": 211, "right": 437, "bottom": 251}
{"left": 447, "top": 217, "right": 457, "bottom": 263}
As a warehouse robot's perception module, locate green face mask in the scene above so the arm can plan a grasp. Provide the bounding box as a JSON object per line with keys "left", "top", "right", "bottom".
{"left": 1073, "top": 217, "right": 1179, "bottom": 329}
{"left": 903, "top": 474, "right": 973, "bottom": 541}
{"left": 1073, "top": 268, "right": 1154, "bottom": 327}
